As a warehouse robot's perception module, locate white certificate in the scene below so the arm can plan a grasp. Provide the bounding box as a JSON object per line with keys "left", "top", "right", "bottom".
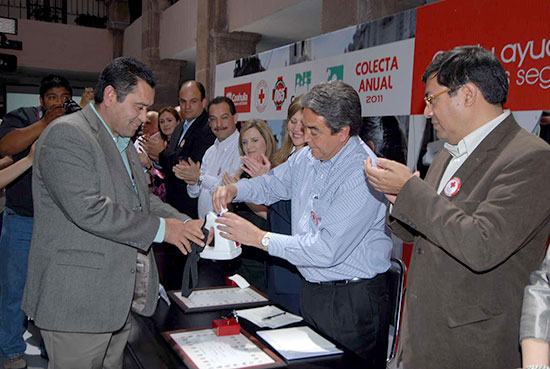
{"left": 164, "top": 328, "right": 285, "bottom": 369}
{"left": 170, "top": 286, "right": 269, "bottom": 312}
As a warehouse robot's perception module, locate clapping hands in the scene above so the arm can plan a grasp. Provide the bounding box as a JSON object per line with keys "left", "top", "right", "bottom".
{"left": 173, "top": 158, "right": 201, "bottom": 185}
{"left": 241, "top": 154, "right": 271, "bottom": 178}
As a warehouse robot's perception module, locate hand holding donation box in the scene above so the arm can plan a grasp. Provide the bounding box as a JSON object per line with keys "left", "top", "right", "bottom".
{"left": 200, "top": 210, "right": 242, "bottom": 260}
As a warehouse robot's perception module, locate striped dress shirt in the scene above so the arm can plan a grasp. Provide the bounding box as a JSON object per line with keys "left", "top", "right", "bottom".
{"left": 234, "top": 136, "right": 392, "bottom": 282}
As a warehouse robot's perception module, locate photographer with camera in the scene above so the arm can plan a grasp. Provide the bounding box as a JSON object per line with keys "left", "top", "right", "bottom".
{"left": 0, "top": 74, "right": 73, "bottom": 369}
{"left": 79, "top": 87, "right": 94, "bottom": 108}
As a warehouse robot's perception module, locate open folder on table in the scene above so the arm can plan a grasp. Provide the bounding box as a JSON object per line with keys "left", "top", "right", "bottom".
{"left": 257, "top": 326, "right": 343, "bottom": 360}
{"left": 236, "top": 305, "right": 303, "bottom": 328}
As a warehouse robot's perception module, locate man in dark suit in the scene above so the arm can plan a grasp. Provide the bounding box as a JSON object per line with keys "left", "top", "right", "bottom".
{"left": 145, "top": 81, "right": 215, "bottom": 218}
{"left": 365, "top": 46, "right": 550, "bottom": 368}
{"left": 22, "top": 57, "right": 207, "bottom": 369}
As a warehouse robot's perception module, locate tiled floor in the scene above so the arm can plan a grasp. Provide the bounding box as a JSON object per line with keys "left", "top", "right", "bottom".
{"left": 24, "top": 322, "right": 48, "bottom": 369}
{"left": 0, "top": 322, "right": 48, "bottom": 369}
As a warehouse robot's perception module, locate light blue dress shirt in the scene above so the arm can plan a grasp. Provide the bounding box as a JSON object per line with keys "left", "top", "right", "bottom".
{"left": 178, "top": 118, "right": 195, "bottom": 146}
{"left": 234, "top": 136, "right": 392, "bottom": 282}
{"left": 91, "top": 103, "right": 165, "bottom": 242}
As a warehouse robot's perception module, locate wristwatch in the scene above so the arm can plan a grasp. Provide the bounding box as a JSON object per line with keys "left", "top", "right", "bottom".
{"left": 197, "top": 173, "right": 204, "bottom": 187}
{"left": 260, "top": 232, "right": 272, "bottom": 251}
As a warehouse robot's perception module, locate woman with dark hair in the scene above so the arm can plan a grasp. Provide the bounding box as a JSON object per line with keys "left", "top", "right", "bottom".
{"left": 138, "top": 106, "right": 181, "bottom": 202}
{"left": 158, "top": 106, "right": 180, "bottom": 142}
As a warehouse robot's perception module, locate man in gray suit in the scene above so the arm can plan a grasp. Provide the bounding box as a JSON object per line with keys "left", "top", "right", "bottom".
{"left": 365, "top": 46, "right": 550, "bottom": 368}
{"left": 22, "top": 57, "right": 207, "bottom": 369}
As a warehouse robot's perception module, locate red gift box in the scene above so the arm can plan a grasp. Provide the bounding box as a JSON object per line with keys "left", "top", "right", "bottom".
{"left": 212, "top": 318, "right": 240, "bottom": 336}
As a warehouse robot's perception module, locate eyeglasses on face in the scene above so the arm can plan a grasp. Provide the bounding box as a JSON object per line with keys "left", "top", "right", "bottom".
{"left": 424, "top": 86, "right": 462, "bottom": 106}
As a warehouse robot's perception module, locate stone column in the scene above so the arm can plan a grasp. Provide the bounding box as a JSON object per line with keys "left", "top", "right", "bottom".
{"left": 195, "top": 0, "right": 260, "bottom": 99}
{"left": 105, "top": 0, "right": 129, "bottom": 59}
{"left": 141, "top": 0, "right": 186, "bottom": 109}
{"left": 195, "top": 0, "right": 214, "bottom": 97}
{"left": 322, "top": 0, "right": 427, "bottom": 33}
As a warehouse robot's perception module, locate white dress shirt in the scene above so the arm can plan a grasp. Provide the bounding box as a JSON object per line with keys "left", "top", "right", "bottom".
{"left": 187, "top": 129, "right": 241, "bottom": 219}
{"left": 437, "top": 111, "right": 510, "bottom": 194}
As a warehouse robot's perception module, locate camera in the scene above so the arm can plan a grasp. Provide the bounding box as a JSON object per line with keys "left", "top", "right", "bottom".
{"left": 63, "top": 99, "right": 81, "bottom": 114}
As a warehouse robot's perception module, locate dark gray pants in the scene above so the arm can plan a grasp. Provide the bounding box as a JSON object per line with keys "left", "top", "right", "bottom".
{"left": 301, "top": 273, "right": 390, "bottom": 369}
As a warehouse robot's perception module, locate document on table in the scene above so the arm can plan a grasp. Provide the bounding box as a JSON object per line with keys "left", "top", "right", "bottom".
{"left": 180, "top": 287, "right": 266, "bottom": 308}
{"left": 236, "top": 305, "right": 303, "bottom": 328}
{"left": 165, "top": 328, "right": 285, "bottom": 369}
{"left": 169, "top": 286, "right": 269, "bottom": 312}
{"left": 257, "top": 326, "right": 343, "bottom": 360}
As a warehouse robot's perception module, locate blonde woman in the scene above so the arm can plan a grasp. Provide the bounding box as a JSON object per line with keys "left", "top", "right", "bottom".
{"left": 223, "top": 119, "right": 276, "bottom": 291}
{"left": 271, "top": 96, "right": 306, "bottom": 166}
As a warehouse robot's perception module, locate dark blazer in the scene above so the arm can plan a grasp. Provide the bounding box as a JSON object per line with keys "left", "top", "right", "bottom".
{"left": 266, "top": 200, "right": 302, "bottom": 314}
{"left": 159, "top": 110, "right": 215, "bottom": 218}
{"left": 388, "top": 115, "right": 550, "bottom": 369}
{"left": 22, "top": 105, "right": 189, "bottom": 333}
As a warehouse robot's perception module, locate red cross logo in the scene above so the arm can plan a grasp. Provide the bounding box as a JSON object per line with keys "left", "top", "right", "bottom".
{"left": 444, "top": 177, "right": 461, "bottom": 197}
{"left": 255, "top": 80, "right": 268, "bottom": 113}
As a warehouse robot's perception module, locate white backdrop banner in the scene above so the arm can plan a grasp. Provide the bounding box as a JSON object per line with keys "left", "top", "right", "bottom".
{"left": 215, "top": 38, "right": 415, "bottom": 120}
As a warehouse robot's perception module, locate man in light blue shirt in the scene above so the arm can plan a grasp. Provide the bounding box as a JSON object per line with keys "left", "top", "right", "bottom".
{"left": 213, "top": 81, "right": 392, "bottom": 368}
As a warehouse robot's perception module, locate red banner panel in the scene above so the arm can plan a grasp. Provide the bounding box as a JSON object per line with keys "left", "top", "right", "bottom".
{"left": 411, "top": 0, "right": 550, "bottom": 115}
{"left": 224, "top": 82, "right": 252, "bottom": 113}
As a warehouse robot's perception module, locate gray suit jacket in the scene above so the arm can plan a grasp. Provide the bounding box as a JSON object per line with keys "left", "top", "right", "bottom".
{"left": 388, "top": 115, "right": 550, "bottom": 369}
{"left": 520, "top": 248, "right": 550, "bottom": 344}
{"left": 22, "top": 104, "right": 189, "bottom": 333}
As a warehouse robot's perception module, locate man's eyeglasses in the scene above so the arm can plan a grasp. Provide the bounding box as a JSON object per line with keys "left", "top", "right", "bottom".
{"left": 424, "top": 86, "right": 462, "bottom": 107}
